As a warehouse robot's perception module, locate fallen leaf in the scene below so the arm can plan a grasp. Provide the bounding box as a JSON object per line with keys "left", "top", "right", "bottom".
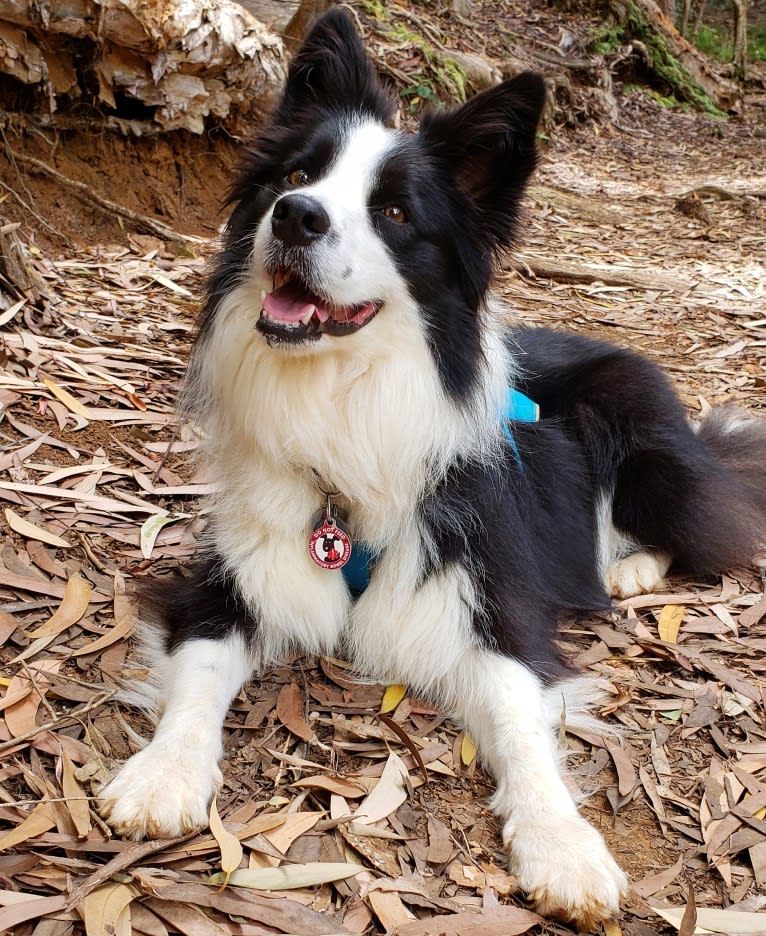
{"left": 368, "top": 890, "right": 413, "bottom": 930}
{"left": 0, "top": 894, "right": 68, "bottom": 931}
{"left": 291, "top": 775, "right": 367, "bottom": 798}
{"left": 139, "top": 513, "right": 177, "bottom": 559}
{"left": 354, "top": 752, "right": 409, "bottom": 825}
{"left": 61, "top": 748, "right": 91, "bottom": 838}
{"left": 210, "top": 862, "right": 364, "bottom": 890}
{"left": 81, "top": 882, "right": 134, "bottom": 936}
{"left": 0, "top": 801, "right": 57, "bottom": 851}
{"left": 658, "top": 604, "right": 684, "bottom": 643}
{"left": 209, "top": 796, "right": 243, "bottom": 889}
{"left": 276, "top": 682, "right": 315, "bottom": 743}
{"left": 380, "top": 684, "right": 407, "bottom": 714}
{"left": 632, "top": 856, "right": 684, "bottom": 898}
{"left": 42, "top": 376, "right": 94, "bottom": 419}
{"left": 649, "top": 903, "right": 766, "bottom": 934}
{"left": 4, "top": 507, "right": 71, "bottom": 548}
{"left": 606, "top": 741, "right": 637, "bottom": 797}
{"left": 27, "top": 573, "right": 92, "bottom": 639}
{"left": 461, "top": 733, "right": 478, "bottom": 767}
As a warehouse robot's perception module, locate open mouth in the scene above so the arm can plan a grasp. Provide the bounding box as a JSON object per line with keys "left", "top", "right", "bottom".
{"left": 256, "top": 269, "right": 382, "bottom": 345}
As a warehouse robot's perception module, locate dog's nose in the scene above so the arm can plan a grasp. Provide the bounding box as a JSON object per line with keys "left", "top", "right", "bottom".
{"left": 271, "top": 194, "right": 331, "bottom": 247}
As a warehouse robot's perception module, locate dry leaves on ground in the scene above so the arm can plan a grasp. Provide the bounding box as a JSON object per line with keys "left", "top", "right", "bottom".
{"left": 1, "top": 5, "right": 766, "bottom": 931}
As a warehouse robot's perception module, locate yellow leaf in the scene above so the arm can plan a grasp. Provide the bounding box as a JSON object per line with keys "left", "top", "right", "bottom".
{"left": 61, "top": 749, "right": 91, "bottom": 838}
{"left": 380, "top": 683, "right": 407, "bottom": 714}
{"left": 461, "top": 733, "right": 478, "bottom": 766}
{"left": 658, "top": 604, "right": 684, "bottom": 643}
{"left": 4, "top": 508, "right": 70, "bottom": 548}
{"left": 41, "top": 376, "right": 94, "bottom": 419}
{"left": 209, "top": 796, "right": 243, "bottom": 889}
{"left": 27, "top": 574, "right": 91, "bottom": 640}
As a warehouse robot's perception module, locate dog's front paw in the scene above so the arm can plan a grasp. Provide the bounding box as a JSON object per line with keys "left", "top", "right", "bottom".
{"left": 504, "top": 813, "right": 628, "bottom": 931}
{"left": 605, "top": 551, "right": 670, "bottom": 599}
{"left": 99, "top": 744, "right": 221, "bottom": 840}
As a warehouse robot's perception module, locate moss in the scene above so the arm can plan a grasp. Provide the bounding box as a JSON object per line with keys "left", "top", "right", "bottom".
{"left": 359, "top": 0, "right": 388, "bottom": 21}
{"left": 619, "top": 0, "right": 726, "bottom": 118}
{"left": 590, "top": 24, "right": 626, "bottom": 55}
{"left": 386, "top": 24, "right": 467, "bottom": 108}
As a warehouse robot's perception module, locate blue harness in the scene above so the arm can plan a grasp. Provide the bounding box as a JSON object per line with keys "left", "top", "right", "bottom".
{"left": 342, "top": 388, "right": 539, "bottom": 596}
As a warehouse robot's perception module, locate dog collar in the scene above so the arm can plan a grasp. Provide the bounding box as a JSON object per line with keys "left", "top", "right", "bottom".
{"left": 339, "top": 388, "right": 539, "bottom": 596}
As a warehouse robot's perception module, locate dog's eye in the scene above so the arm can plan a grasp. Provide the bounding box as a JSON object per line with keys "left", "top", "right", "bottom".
{"left": 286, "top": 169, "right": 311, "bottom": 186}
{"left": 383, "top": 205, "right": 408, "bottom": 223}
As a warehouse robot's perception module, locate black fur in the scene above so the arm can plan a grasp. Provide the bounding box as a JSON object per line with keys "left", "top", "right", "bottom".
{"left": 165, "top": 10, "right": 766, "bottom": 672}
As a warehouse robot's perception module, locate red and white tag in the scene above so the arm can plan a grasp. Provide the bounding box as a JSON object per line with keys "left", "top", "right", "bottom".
{"left": 309, "top": 513, "right": 352, "bottom": 570}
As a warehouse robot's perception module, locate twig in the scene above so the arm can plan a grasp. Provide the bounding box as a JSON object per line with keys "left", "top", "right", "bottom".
{"left": 0, "top": 689, "right": 117, "bottom": 754}
{"left": 65, "top": 834, "right": 194, "bottom": 909}
{"left": 20, "top": 659, "right": 58, "bottom": 722}
{"left": 3, "top": 146, "right": 206, "bottom": 245}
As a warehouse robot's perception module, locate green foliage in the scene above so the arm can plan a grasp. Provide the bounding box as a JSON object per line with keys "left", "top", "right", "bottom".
{"left": 748, "top": 25, "right": 766, "bottom": 61}
{"left": 590, "top": 24, "right": 626, "bottom": 55}
{"left": 400, "top": 79, "right": 438, "bottom": 113}
{"left": 694, "top": 23, "right": 730, "bottom": 62}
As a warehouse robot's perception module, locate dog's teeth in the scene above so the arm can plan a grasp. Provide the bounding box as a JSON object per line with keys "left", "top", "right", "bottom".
{"left": 301, "top": 307, "right": 316, "bottom": 326}
{"left": 260, "top": 290, "right": 266, "bottom": 302}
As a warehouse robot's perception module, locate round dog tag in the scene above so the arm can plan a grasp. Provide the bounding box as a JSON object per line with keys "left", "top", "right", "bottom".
{"left": 309, "top": 514, "right": 352, "bottom": 570}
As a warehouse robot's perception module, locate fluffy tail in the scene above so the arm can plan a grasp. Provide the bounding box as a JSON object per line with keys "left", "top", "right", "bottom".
{"left": 692, "top": 406, "right": 766, "bottom": 570}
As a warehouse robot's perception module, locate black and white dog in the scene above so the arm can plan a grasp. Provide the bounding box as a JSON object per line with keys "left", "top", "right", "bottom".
{"left": 100, "top": 10, "right": 766, "bottom": 929}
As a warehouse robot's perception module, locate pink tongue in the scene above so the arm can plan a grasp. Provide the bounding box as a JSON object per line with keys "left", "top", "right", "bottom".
{"left": 263, "top": 289, "right": 315, "bottom": 323}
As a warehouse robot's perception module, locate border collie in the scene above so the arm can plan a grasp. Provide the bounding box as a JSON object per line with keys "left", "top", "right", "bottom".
{"left": 100, "top": 10, "right": 766, "bottom": 929}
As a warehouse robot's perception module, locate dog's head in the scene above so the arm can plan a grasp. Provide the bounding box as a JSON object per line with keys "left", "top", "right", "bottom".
{"left": 205, "top": 8, "right": 545, "bottom": 397}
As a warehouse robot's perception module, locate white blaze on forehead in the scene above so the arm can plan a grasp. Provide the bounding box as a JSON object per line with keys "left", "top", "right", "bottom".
{"left": 306, "top": 119, "right": 401, "bottom": 219}
{"left": 252, "top": 117, "right": 406, "bottom": 309}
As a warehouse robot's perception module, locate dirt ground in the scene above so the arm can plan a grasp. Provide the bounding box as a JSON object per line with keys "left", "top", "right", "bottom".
{"left": 1, "top": 2, "right": 765, "bottom": 934}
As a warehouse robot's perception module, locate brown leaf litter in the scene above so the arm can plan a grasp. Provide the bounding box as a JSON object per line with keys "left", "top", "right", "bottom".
{"left": 1, "top": 8, "right": 766, "bottom": 936}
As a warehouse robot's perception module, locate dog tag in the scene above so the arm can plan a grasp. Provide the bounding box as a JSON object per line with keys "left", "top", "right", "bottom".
{"left": 309, "top": 506, "right": 352, "bottom": 571}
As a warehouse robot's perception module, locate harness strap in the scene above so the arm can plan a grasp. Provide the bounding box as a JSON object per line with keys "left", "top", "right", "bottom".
{"left": 342, "top": 388, "right": 540, "bottom": 596}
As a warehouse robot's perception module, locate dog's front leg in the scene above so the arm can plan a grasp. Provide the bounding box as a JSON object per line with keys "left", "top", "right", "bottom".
{"left": 450, "top": 651, "right": 628, "bottom": 930}
{"left": 99, "top": 633, "right": 254, "bottom": 840}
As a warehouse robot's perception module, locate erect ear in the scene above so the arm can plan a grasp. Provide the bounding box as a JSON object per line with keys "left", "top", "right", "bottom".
{"left": 419, "top": 73, "right": 546, "bottom": 250}
{"left": 277, "top": 8, "right": 395, "bottom": 123}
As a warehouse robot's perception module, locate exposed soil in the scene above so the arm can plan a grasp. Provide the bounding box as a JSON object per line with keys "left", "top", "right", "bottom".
{"left": 1, "top": 2, "right": 765, "bottom": 935}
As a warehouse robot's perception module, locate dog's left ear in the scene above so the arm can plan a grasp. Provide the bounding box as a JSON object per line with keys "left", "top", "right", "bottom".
{"left": 419, "top": 73, "right": 546, "bottom": 250}
{"left": 277, "top": 8, "right": 395, "bottom": 123}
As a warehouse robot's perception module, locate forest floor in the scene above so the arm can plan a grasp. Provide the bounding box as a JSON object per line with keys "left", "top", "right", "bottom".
{"left": 1, "top": 2, "right": 765, "bottom": 935}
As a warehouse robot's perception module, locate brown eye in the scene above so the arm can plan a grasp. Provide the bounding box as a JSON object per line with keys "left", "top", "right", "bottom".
{"left": 287, "top": 169, "right": 310, "bottom": 186}
{"left": 383, "top": 205, "right": 408, "bottom": 223}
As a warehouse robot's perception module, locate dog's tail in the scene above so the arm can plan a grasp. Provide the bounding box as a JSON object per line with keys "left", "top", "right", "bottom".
{"left": 690, "top": 406, "right": 766, "bottom": 572}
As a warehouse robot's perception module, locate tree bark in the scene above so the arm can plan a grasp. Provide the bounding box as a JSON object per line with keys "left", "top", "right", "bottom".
{"left": 732, "top": 0, "right": 747, "bottom": 81}
{"left": 609, "top": 0, "right": 741, "bottom": 112}
{"left": 0, "top": 0, "right": 287, "bottom": 134}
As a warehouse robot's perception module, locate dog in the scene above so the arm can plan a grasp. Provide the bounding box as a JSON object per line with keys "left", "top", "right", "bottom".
{"left": 99, "top": 9, "right": 766, "bottom": 929}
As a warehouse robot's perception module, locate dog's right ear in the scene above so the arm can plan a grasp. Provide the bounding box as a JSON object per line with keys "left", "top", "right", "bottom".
{"left": 277, "top": 9, "right": 395, "bottom": 123}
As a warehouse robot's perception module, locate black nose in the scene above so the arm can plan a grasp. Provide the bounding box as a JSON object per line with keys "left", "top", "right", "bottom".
{"left": 271, "top": 194, "right": 331, "bottom": 247}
